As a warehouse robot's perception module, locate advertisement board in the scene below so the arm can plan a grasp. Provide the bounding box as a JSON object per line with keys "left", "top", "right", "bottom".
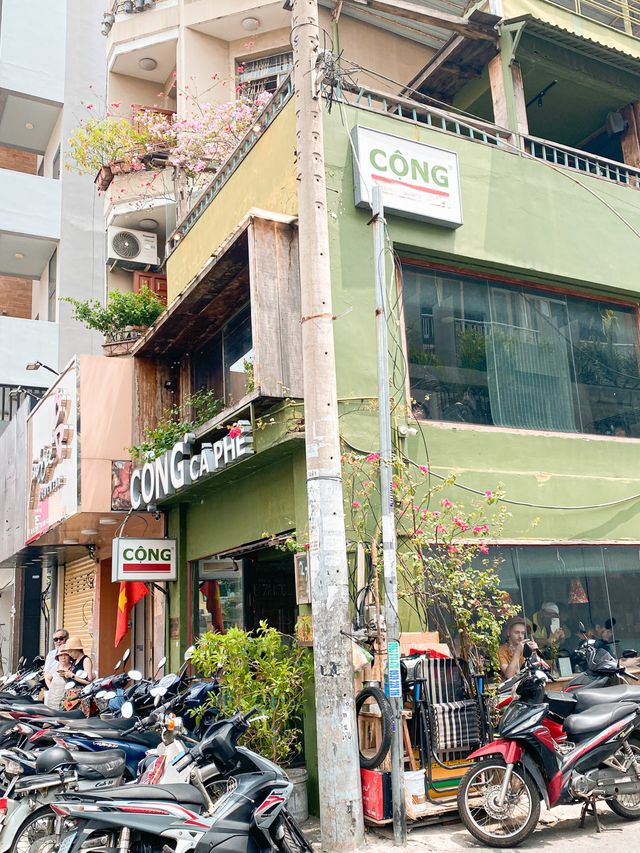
{"left": 112, "top": 537, "right": 177, "bottom": 582}
{"left": 26, "top": 362, "right": 79, "bottom": 542}
{"left": 352, "top": 125, "right": 462, "bottom": 228}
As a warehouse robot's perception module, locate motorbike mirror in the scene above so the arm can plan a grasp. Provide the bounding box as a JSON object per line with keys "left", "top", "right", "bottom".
{"left": 65, "top": 681, "right": 76, "bottom": 690}
{"left": 121, "top": 701, "right": 134, "bottom": 719}
{"left": 622, "top": 649, "right": 638, "bottom": 659}
{"left": 155, "top": 656, "right": 166, "bottom": 671}
{"left": 523, "top": 643, "right": 533, "bottom": 659}
{"left": 103, "top": 691, "right": 116, "bottom": 700}
{"left": 96, "top": 690, "right": 106, "bottom": 699}
{"left": 75, "top": 670, "right": 87, "bottom": 680}
{"left": 114, "top": 659, "right": 122, "bottom": 671}
{"left": 154, "top": 693, "right": 161, "bottom": 707}
{"left": 127, "top": 670, "right": 142, "bottom": 682}
{"left": 149, "top": 686, "right": 161, "bottom": 697}
{"left": 184, "top": 646, "right": 195, "bottom": 661}
{"left": 159, "top": 673, "right": 177, "bottom": 689}
{"left": 122, "top": 650, "right": 131, "bottom": 663}
{"left": 578, "top": 621, "right": 586, "bottom": 633}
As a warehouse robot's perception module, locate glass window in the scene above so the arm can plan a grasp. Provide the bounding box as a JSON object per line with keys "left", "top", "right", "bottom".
{"left": 404, "top": 265, "right": 640, "bottom": 436}
{"left": 52, "top": 146, "right": 61, "bottom": 181}
{"left": 223, "top": 304, "right": 253, "bottom": 406}
{"left": 47, "top": 250, "right": 57, "bottom": 322}
{"left": 193, "top": 559, "right": 244, "bottom": 636}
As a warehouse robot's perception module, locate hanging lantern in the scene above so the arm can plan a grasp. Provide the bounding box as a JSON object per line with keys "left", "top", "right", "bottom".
{"left": 569, "top": 578, "right": 589, "bottom": 604}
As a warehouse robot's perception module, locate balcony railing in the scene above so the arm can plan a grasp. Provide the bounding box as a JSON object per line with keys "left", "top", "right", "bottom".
{"left": 551, "top": 0, "right": 640, "bottom": 37}
{"left": 523, "top": 134, "right": 640, "bottom": 187}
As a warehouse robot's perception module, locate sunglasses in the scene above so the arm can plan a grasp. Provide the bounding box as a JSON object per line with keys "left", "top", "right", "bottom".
{"left": 53, "top": 636, "right": 66, "bottom": 642}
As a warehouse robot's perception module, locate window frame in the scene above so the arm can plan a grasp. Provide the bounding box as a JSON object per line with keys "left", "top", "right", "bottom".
{"left": 398, "top": 257, "right": 640, "bottom": 439}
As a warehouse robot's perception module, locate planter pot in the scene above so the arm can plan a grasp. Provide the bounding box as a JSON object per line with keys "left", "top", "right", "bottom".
{"left": 287, "top": 767, "right": 308, "bottom": 823}
{"left": 95, "top": 165, "right": 113, "bottom": 191}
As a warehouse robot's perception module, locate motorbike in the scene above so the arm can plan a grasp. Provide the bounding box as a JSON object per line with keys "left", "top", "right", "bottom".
{"left": 43, "top": 707, "right": 311, "bottom": 853}
{"left": 457, "top": 643, "right": 640, "bottom": 846}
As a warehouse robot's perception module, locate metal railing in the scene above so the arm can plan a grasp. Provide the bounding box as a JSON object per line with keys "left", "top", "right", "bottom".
{"left": 550, "top": 0, "right": 640, "bottom": 37}
{"left": 523, "top": 134, "right": 640, "bottom": 187}
{"left": 168, "top": 75, "right": 294, "bottom": 248}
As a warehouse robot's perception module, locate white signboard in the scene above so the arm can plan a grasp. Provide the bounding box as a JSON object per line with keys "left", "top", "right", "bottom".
{"left": 112, "top": 537, "right": 177, "bottom": 582}
{"left": 352, "top": 125, "right": 462, "bottom": 228}
{"left": 26, "top": 362, "right": 79, "bottom": 543}
{"left": 131, "top": 420, "right": 253, "bottom": 510}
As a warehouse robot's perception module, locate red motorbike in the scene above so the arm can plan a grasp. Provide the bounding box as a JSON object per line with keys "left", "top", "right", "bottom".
{"left": 457, "top": 644, "right": 640, "bottom": 847}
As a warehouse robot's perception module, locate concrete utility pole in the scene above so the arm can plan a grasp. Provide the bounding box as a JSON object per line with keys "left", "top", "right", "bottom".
{"left": 372, "top": 187, "right": 407, "bottom": 845}
{"left": 291, "top": 2, "right": 365, "bottom": 851}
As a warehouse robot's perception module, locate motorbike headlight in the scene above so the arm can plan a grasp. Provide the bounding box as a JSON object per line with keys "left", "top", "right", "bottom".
{"left": 1, "top": 760, "right": 23, "bottom": 776}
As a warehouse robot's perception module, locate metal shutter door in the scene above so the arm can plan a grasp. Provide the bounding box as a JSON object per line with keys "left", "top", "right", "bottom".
{"left": 62, "top": 557, "right": 95, "bottom": 657}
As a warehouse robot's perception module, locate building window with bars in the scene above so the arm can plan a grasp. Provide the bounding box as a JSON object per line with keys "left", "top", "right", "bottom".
{"left": 236, "top": 52, "right": 293, "bottom": 96}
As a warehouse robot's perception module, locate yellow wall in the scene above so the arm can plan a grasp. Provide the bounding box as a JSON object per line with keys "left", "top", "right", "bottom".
{"left": 166, "top": 98, "right": 297, "bottom": 303}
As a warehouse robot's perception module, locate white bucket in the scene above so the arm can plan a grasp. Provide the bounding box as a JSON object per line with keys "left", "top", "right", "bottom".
{"left": 404, "top": 769, "right": 427, "bottom": 819}
{"left": 288, "top": 767, "right": 309, "bottom": 823}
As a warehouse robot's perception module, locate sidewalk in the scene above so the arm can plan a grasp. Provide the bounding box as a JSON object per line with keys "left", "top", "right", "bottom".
{"left": 303, "top": 804, "right": 640, "bottom": 851}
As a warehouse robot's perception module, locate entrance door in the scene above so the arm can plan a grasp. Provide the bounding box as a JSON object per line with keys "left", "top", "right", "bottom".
{"left": 244, "top": 554, "right": 297, "bottom": 636}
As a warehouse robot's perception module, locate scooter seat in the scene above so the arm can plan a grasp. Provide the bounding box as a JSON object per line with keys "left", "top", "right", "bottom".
{"left": 59, "top": 728, "right": 160, "bottom": 749}
{"left": 64, "top": 717, "right": 140, "bottom": 731}
{"left": 8, "top": 704, "right": 84, "bottom": 719}
{"left": 82, "top": 783, "right": 204, "bottom": 806}
{"left": 575, "top": 685, "right": 640, "bottom": 713}
{"left": 565, "top": 702, "right": 637, "bottom": 737}
{"left": 69, "top": 749, "right": 126, "bottom": 779}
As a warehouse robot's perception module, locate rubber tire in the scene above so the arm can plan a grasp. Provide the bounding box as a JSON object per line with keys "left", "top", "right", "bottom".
{"left": 355, "top": 686, "right": 393, "bottom": 770}
{"left": 457, "top": 759, "right": 541, "bottom": 848}
{"left": 606, "top": 737, "right": 640, "bottom": 820}
{"left": 10, "top": 806, "right": 56, "bottom": 853}
{"left": 275, "top": 810, "right": 313, "bottom": 853}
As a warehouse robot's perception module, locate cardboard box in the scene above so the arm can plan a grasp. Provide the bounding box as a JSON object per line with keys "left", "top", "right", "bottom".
{"left": 399, "top": 631, "right": 449, "bottom": 658}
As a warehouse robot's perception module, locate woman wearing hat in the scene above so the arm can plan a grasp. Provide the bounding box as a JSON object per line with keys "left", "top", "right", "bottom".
{"left": 46, "top": 647, "right": 74, "bottom": 709}
{"left": 532, "top": 602, "right": 566, "bottom": 650}
{"left": 57, "top": 637, "right": 95, "bottom": 686}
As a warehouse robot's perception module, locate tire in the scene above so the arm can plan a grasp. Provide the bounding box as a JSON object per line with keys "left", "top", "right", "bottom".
{"left": 275, "top": 810, "right": 313, "bottom": 853}
{"left": 26, "top": 836, "right": 57, "bottom": 853}
{"left": 356, "top": 686, "right": 392, "bottom": 770}
{"left": 457, "top": 759, "right": 541, "bottom": 848}
{"left": 607, "top": 738, "right": 640, "bottom": 820}
{"left": 11, "top": 807, "right": 56, "bottom": 853}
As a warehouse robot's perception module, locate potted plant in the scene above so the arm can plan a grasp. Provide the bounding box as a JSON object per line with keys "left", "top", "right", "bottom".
{"left": 62, "top": 286, "right": 165, "bottom": 352}
{"left": 67, "top": 116, "right": 149, "bottom": 190}
{"left": 190, "top": 622, "right": 313, "bottom": 820}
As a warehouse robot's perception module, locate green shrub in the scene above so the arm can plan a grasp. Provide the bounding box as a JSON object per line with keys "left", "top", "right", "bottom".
{"left": 62, "top": 286, "right": 165, "bottom": 337}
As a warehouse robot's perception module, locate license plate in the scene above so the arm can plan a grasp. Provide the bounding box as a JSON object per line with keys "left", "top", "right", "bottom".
{"left": 58, "top": 832, "right": 76, "bottom": 853}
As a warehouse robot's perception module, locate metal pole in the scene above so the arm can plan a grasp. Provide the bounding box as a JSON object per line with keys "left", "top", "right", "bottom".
{"left": 291, "top": 2, "right": 365, "bottom": 850}
{"left": 372, "top": 186, "right": 407, "bottom": 846}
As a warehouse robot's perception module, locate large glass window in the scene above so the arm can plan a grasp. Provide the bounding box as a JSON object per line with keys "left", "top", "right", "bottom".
{"left": 486, "top": 545, "right": 640, "bottom": 675}
{"left": 404, "top": 265, "right": 640, "bottom": 436}
{"left": 193, "top": 559, "right": 244, "bottom": 636}
{"left": 192, "top": 302, "right": 253, "bottom": 406}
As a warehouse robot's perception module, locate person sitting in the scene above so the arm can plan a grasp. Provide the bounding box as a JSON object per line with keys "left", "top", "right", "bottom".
{"left": 532, "top": 602, "right": 566, "bottom": 651}
{"left": 498, "top": 616, "right": 539, "bottom": 679}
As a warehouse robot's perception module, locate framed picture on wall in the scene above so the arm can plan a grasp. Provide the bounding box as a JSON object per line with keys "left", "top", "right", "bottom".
{"left": 294, "top": 552, "right": 311, "bottom": 605}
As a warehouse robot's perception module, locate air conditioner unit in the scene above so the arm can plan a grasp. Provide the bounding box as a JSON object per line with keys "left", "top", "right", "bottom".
{"left": 107, "top": 227, "right": 159, "bottom": 267}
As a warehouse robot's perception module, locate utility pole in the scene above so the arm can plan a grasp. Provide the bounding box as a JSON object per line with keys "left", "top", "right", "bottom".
{"left": 291, "top": 2, "right": 365, "bottom": 850}
{"left": 372, "top": 186, "right": 407, "bottom": 845}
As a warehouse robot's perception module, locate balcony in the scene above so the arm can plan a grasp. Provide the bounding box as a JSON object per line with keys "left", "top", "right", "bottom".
{"left": 547, "top": 0, "right": 640, "bottom": 36}
{"left": 0, "top": 170, "right": 60, "bottom": 278}
{"left": 0, "top": 316, "right": 58, "bottom": 388}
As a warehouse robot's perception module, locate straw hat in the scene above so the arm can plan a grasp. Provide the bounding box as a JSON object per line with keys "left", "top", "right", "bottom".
{"left": 61, "top": 636, "right": 84, "bottom": 653}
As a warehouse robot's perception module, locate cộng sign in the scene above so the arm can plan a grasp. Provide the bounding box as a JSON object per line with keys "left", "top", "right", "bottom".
{"left": 112, "top": 537, "right": 177, "bottom": 582}
{"left": 352, "top": 125, "right": 462, "bottom": 228}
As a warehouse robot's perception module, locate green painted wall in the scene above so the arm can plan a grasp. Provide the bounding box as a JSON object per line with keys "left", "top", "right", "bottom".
{"left": 323, "top": 104, "right": 640, "bottom": 543}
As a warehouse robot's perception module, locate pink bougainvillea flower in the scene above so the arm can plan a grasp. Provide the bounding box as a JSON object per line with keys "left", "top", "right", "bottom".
{"left": 431, "top": 511, "right": 440, "bottom": 518}
{"left": 366, "top": 452, "right": 380, "bottom": 462}
{"left": 303, "top": 543, "right": 310, "bottom": 550}
{"left": 228, "top": 425, "right": 242, "bottom": 439}
{"left": 110, "top": 102, "right": 121, "bottom": 108}
{"left": 85, "top": 103, "right": 94, "bottom": 110}
{"left": 448, "top": 544, "right": 460, "bottom": 555}
{"left": 453, "top": 516, "right": 469, "bottom": 531}
{"left": 414, "top": 528, "right": 424, "bottom": 536}
{"left": 418, "top": 465, "right": 429, "bottom": 474}
{"left": 479, "top": 543, "right": 490, "bottom": 555}
{"left": 237, "top": 65, "right": 245, "bottom": 73}
{"left": 435, "top": 524, "right": 446, "bottom": 535}
{"left": 441, "top": 498, "right": 453, "bottom": 509}
{"left": 485, "top": 490, "right": 493, "bottom": 499}
{"left": 362, "top": 481, "right": 372, "bottom": 488}
{"left": 351, "top": 501, "right": 361, "bottom": 509}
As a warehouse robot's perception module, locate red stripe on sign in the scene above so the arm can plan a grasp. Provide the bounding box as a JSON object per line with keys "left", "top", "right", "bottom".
{"left": 122, "top": 563, "right": 173, "bottom": 573}
{"left": 372, "top": 173, "right": 450, "bottom": 197}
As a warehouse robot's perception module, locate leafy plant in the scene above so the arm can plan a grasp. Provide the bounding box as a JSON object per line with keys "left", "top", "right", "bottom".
{"left": 67, "top": 117, "right": 149, "bottom": 176}
{"left": 456, "top": 327, "right": 487, "bottom": 371}
{"left": 190, "top": 622, "right": 313, "bottom": 765}
{"left": 408, "top": 345, "right": 440, "bottom": 367}
{"left": 244, "top": 359, "right": 255, "bottom": 393}
{"left": 62, "top": 286, "right": 165, "bottom": 338}
{"left": 129, "top": 388, "right": 221, "bottom": 462}
{"left": 342, "top": 452, "right": 518, "bottom": 675}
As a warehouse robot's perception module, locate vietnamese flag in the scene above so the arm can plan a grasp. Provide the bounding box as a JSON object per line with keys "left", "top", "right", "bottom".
{"left": 115, "top": 581, "right": 149, "bottom": 647}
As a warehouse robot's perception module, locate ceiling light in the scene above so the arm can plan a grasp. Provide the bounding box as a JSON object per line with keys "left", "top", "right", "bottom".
{"left": 24, "top": 122, "right": 34, "bottom": 130}
{"left": 139, "top": 218, "right": 158, "bottom": 230}
{"left": 14, "top": 252, "right": 24, "bottom": 260}
{"left": 99, "top": 517, "right": 118, "bottom": 525}
{"left": 241, "top": 17, "right": 260, "bottom": 32}
{"left": 138, "top": 57, "right": 158, "bottom": 72}
{"left": 81, "top": 529, "right": 98, "bottom": 535}
{"left": 62, "top": 539, "right": 79, "bottom": 545}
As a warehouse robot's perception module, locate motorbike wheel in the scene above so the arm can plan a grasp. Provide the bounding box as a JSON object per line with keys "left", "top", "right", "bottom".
{"left": 274, "top": 810, "right": 313, "bottom": 853}
{"left": 607, "top": 740, "right": 640, "bottom": 820}
{"left": 356, "top": 686, "right": 393, "bottom": 769}
{"left": 11, "top": 807, "right": 56, "bottom": 853}
{"left": 26, "top": 835, "right": 57, "bottom": 853}
{"left": 457, "top": 759, "right": 541, "bottom": 848}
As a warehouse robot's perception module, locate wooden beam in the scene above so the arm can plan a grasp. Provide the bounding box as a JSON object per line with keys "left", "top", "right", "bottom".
{"left": 343, "top": 0, "right": 499, "bottom": 41}
{"left": 621, "top": 102, "right": 640, "bottom": 170}
{"left": 405, "top": 34, "right": 466, "bottom": 94}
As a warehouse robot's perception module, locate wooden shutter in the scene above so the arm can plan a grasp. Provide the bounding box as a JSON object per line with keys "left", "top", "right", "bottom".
{"left": 133, "top": 271, "right": 167, "bottom": 305}
{"left": 62, "top": 557, "right": 96, "bottom": 657}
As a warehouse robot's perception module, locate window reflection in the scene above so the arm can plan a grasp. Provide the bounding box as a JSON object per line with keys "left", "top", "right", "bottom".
{"left": 404, "top": 266, "right": 640, "bottom": 436}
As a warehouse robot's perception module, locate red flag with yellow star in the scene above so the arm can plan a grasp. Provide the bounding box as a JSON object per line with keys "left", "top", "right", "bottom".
{"left": 115, "top": 581, "right": 148, "bottom": 647}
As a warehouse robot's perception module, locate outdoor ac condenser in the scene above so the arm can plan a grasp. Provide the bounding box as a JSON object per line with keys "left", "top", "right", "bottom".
{"left": 107, "top": 226, "right": 159, "bottom": 267}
